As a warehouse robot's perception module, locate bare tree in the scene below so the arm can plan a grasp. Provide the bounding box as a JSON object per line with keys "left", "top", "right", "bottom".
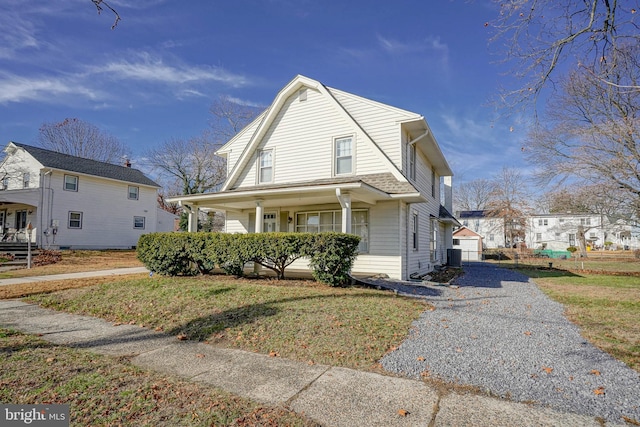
{"left": 454, "top": 178, "right": 494, "bottom": 213}
{"left": 209, "top": 95, "right": 262, "bottom": 143}
{"left": 486, "top": 167, "right": 532, "bottom": 247}
{"left": 38, "top": 118, "right": 130, "bottom": 164}
{"left": 490, "top": 0, "right": 640, "bottom": 109}
{"left": 91, "top": 0, "right": 121, "bottom": 29}
{"left": 146, "top": 131, "right": 226, "bottom": 196}
{"left": 525, "top": 44, "right": 640, "bottom": 208}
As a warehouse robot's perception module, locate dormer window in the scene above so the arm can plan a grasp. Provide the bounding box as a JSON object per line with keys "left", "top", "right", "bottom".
{"left": 335, "top": 136, "right": 353, "bottom": 175}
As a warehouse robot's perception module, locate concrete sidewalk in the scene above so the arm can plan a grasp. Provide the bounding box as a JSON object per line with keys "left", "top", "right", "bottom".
{"left": 0, "top": 299, "right": 614, "bottom": 427}
{"left": 0, "top": 266, "right": 149, "bottom": 286}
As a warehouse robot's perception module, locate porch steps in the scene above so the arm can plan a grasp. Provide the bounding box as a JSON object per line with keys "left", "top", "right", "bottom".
{"left": 0, "top": 243, "right": 39, "bottom": 260}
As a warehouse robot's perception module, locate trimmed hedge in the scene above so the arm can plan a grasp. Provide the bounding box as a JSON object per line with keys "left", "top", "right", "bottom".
{"left": 136, "top": 232, "right": 360, "bottom": 286}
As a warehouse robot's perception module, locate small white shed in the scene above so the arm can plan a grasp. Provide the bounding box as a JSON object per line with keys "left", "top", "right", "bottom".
{"left": 453, "top": 226, "right": 483, "bottom": 261}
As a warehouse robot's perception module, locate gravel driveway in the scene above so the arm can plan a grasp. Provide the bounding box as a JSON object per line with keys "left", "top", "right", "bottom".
{"left": 378, "top": 262, "right": 640, "bottom": 424}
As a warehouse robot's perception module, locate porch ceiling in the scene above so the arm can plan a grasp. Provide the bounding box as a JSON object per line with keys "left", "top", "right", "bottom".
{"left": 168, "top": 181, "right": 425, "bottom": 212}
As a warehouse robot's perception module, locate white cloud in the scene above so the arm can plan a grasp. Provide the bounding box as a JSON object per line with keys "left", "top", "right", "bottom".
{"left": 0, "top": 72, "right": 100, "bottom": 104}
{"left": 94, "top": 52, "right": 251, "bottom": 87}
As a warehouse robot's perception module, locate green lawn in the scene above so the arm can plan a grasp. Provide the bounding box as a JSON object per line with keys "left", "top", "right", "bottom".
{"left": 27, "top": 275, "right": 428, "bottom": 371}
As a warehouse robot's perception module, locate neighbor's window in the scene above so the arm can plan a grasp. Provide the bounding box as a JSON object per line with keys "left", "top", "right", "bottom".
{"left": 489, "top": 234, "right": 495, "bottom": 241}
{"left": 335, "top": 136, "right": 353, "bottom": 175}
{"left": 536, "top": 233, "right": 542, "bottom": 241}
{"left": 258, "top": 150, "right": 273, "bottom": 183}
{"left": 134, "top": 216, "right": 145, "bottom": 229}
{"left": 68, "top": 211, "right": 82, "bottom": 229}
{"left": 568, "top": 233, "right": 576, "bottom": 246}
{"left": 23, "top": 173, "right": 30, "bottom": 188}
{"left": 453, "top": 238, "right": 460, "bottom": 245}
{"left": 128, "top": 185, "right": 139, "bottom": 200}
{"left": 1, "top": 177, "right": 8, "bottom": 190}
{"left": 296, "top": 209, "right": 368, "bottom": 252}
{"left": 64, "top": 175, "right": 78, "bottom": 192}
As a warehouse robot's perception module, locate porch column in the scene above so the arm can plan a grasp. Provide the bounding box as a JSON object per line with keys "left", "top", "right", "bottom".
{"left": 187, "top": 205, "right": 199, "bottom": 232}
{"left": 336, "top": 189, "right": 352, "bottom": 234}
{"left": 254, "top": 201, "right": 263, "bottom": 275}
{"left": 254, "top": 200, "right": 264, "bottom": 233}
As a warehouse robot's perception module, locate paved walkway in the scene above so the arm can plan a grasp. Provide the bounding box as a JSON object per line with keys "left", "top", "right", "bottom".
{"left": 0, "top": 269, "right": 625, "bottom": 426}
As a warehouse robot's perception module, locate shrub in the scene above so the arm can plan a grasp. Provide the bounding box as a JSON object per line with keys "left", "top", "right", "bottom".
{"left": 186, "top": 232, "right": 219, "bottom": 275}
{"left": 137, "top": 233, "right": 196, "bottom": 276}
{"left": 307, "top": 232, "right": 360, "bottom": 286}
{"left": 252, "top": 232, "right": 315, "bottom": 279}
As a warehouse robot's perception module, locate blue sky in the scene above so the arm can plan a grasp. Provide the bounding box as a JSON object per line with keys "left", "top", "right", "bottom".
{"left": 0, "top": 0, "right": 529, "bottom": 184}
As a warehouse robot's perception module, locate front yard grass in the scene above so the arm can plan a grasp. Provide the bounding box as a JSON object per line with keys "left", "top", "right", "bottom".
{"left": 0, "top": 328, "right": 318, "bottom": 426}
{"left": 516, "top": 265, "right": 640, "bottom": 372}
{"left": 27, "top": 275, "right": 429, "bottom": 371}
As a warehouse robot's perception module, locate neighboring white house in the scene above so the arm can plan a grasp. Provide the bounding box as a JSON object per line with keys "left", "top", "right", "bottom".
{"left": 458, "top": 210, "right": 507, "bottom": 249}
{"left": 168, "top": 74, "right": 458, "bottom": 280}
{"left": 526, "top": 213, "right": 638, "bottom": 251}
{"left": 0, "top": 142, "right": 176, "bottom": 249}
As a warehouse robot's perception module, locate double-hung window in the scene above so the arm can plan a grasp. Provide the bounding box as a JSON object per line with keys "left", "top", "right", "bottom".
{"left": 134, "top": 216, "right": 145, "bottom": 229}
{"left": 23, "top": 173, "right": 30, "bottom": 188}
{"left": 408, "top": 143, "right": 416, "bottom": 180}
{"left": 412, "top": 212, "right": 419, "bottom": 250}
{"left": 296, "top": 209, "right": 368, "bottom": 252}
{"left": 335, "top": 136, "right": 353, "bottom": 175}
{"left": 68, "top": 211, "right": 82, "bottom": 229}
{"left": 258, "top": 150, "right": 273, "bottom": 183}
{"left": 64, "top": 175, "right": 78, "bottom": 191}
{"left": 128, "top": 186, "right": 139, "bottom": 200}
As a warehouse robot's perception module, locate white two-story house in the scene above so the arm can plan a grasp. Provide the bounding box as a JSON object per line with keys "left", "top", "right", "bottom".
{"left": 169, "top": 75, "right": 457, "bottom": 280}
{"left": 0, "top": 142, "right": 176, "bottom": 249}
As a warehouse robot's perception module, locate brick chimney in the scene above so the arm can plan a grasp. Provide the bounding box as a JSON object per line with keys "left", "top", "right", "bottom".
{"left": 124, "top": 158, "right": 131, "bottom": 168}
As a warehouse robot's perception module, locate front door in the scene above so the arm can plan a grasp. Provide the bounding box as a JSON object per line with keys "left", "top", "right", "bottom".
{"left": 263, "top": 213, "right": 277, "bottom": 232}
{"left": 15, "top": 210, "right": 27, "bottom": 230}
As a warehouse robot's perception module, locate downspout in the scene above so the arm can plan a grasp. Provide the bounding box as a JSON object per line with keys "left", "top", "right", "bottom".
{"left": 335, "top": 188, "right": 351, "bottom": 234}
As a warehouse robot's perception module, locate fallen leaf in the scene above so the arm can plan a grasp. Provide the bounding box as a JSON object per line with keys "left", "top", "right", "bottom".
{"left": 594, "top": 387, "right": 605, "bottom": 395}
{"left": 154, "top": 327, "right": 163, "bottom": 332}
{"left": 542, "top": 366, "right": 553, "bottom": 374}
{"left": 397, "top": 409, "right": 409, "bottom": 417}
{"left": 307, "top": 360, "right": 315, "bottom": 366}
{"left": 417, "top": 356, "right": 425, "bottom": 361}
{"left": 113, "top": 322, "right": 122, "bottom": 326}
{"left": 46, "top": 357, "right": 55, "bottom": 363}
{"left": 590, "top": 369, "right": 601, "bottom": 376}
{"left": 176, "top": 334, "right": 188, "bottom": 341}
{"left": 524, "top": 331, "right": 532, "bottom": 336}
{"left": 269, "top": 351, "right": 279, "bottom": 357}
{"left": 196, "top": 353, "right": 205, "bottom": 358}
{"left": 455, "top": 347, "right": 463, "bottom": 353}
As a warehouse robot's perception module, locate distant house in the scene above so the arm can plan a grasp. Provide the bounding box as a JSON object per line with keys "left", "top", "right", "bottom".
{"left": 457, "top": 210, "right": 506, "bottom": 249}
{"left": 169, "top": 75, "right": 458, "bottom": 280}
{"left": 0, "top": 142, "right": 176, "bottom": 249}
{"left": 526, "top": 213, "right": 638, "bottom": 251}
{"left": 452, "top": 226, "right": 482, "bottom": 261}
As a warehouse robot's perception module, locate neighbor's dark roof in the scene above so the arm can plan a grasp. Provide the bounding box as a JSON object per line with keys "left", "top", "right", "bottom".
{"left": 11, "top": 142, "right": 159, "bottom": 187}
{"left": 458, "top": 210, "right": 488, "bottom": 218}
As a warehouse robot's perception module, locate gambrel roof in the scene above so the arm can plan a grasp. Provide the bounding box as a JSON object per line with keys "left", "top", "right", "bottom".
{"left": 219, "top": 74, "right": 451, "bottom": 192}
{"left": 5, "top": 142, "right": 159, "bottom": 187}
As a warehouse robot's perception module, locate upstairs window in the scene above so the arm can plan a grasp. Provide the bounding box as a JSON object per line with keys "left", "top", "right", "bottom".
{"left": 258, "top": 150, "right": 273, "bottom": 183}
{"left": 412, "top": 212, "right": 419, "bottom": 250}
{"left": 431, "top": 167, "right": 436, "bottom": 198}
{"left": 64, "top": 175, "right": 78, "bottom": 192}
{"left": 23, "top": 173, "right": 30, "bottom": 188}
{"left": 335, "top": 136, "right": 353, "bottom": 175}
{"left": 128, "top": 185, "right": 139, "bottom": 200}
{"left": 408, "top": 143, "right": 416, "bottom": 180}
{"left": 1, "top": 177, "right": 8, "bottom": 190}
